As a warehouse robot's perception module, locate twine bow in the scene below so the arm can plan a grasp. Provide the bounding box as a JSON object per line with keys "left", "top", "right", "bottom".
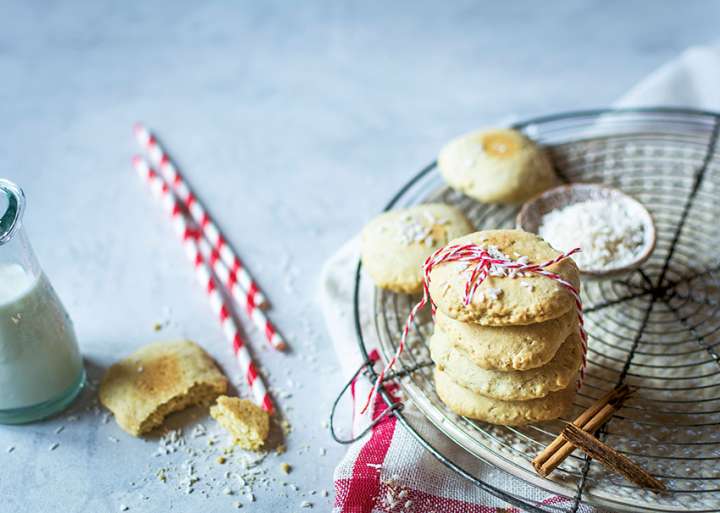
{"left": 360, "top": 243, "right": 587, "bottom": 415}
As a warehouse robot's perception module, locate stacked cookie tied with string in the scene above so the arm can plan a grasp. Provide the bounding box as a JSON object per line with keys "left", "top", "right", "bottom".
{"left": 428, "top": 229, "right": 583, "bottom": 426}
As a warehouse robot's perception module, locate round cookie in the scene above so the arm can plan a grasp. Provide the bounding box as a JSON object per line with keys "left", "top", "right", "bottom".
{"left": 435, "top": 309, "right": 576, "bottom": 371}
{"left": 428, "top": 230, "right": 580, "bottom": 325}
{"left": 431, "top": 330, "right": 582, "bottom": 401}
{"left": 361, "top": 203, "right": 473, "bottom": 294}
{"left": 434, "top": 369, "right": 575, "bottom": 425}
{"left": 438, "top": 128, "right": 556, "bottom": 204}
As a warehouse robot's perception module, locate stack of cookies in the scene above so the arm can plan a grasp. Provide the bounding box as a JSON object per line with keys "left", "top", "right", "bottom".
{"left": 428, "top": 229, "right": 582, "bottom": 426}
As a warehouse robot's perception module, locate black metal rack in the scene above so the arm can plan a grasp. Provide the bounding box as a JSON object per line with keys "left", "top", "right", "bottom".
{"left": 332, "top": 108, "right": 720, "bottom": 513}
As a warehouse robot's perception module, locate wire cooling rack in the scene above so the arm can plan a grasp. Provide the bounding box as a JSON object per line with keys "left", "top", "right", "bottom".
{"left": 348, "top": 108, "right": 720, "bottom": 513}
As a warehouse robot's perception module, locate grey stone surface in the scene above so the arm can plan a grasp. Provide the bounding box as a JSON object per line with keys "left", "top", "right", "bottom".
{"left": 0, "top": 1, "right": 718, "bottom": 511}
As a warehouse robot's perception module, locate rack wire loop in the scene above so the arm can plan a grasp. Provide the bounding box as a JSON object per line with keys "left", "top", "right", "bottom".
{"left": 328, "top": 358, "right": 405, "bottom": 444}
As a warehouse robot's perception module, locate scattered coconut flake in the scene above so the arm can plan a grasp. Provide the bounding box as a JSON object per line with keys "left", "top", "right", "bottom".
{"left": 191, "top": 424, "right": 207, "bottom": 438}
{"left": 397, "top": 216, "right": 435, "bottom": 246}
{"left": 155, "top": 429, "right": 184, "bottom": 456}
{"left": 485, "top": 287, "right": 503, "bottom": 301}
{"left": 49, "top": 443, "right": 59, "bottom": 451}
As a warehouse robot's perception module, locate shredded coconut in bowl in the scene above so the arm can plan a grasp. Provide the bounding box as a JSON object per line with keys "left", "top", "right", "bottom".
{"left": 538, "top": 199, "right": 645, "bottom": 271}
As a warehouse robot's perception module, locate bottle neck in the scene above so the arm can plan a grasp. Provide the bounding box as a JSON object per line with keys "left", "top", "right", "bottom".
{"left": 0, "top": 180, "right": 39, "bottom": 278}
{"left": 0, "top": 179, "right": 26, "bottom": 246}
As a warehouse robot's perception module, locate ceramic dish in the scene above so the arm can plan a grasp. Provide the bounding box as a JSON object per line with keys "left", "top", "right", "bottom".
{"left": 516, "top": 183, "right": 657, "bottom": 277}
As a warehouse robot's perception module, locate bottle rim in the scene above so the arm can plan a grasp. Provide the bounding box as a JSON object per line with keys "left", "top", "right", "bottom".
{"left": 0, "top": 179, "right": 26, "bottom": 246}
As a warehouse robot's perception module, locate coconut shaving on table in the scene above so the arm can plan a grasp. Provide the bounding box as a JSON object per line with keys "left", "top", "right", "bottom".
{"left": 360, "top": 242, "right": 587, "bottom": 414}
{"left": 538, "top": 199, "right": 645, "bottom": 270}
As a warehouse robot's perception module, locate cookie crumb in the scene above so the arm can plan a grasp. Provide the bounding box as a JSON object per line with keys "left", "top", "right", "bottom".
{"left": 280, "top": 462, "right": 292, "bottom": 474}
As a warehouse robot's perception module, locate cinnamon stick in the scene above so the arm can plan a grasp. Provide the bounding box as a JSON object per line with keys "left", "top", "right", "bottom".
{"left": 561, "top": 423, "right": 666, "bottom": 492}
{"left": 532, "top": 385, "right": 632, "bottom": 476}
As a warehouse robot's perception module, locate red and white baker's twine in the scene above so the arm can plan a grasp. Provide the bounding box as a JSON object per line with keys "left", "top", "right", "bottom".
{"left": 360, "top": 243, "right": 587, "bottom": 415}
{"left": 132, "top": 156, "right": 274, "bottom": 414}
{"left": 133, "top": 123, "right": 267, "bottom": 309}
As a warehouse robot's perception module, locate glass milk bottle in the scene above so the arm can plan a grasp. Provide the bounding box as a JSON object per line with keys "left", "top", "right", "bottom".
{"left": 0, "top": 179, "right": 84, "bottom": 423}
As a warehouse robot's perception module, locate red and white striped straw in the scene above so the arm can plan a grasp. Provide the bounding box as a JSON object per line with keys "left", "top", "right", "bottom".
{"left": 133, "top": 123, "right": 267, "bottom": 309}
{"left": 132, "top": 156, "right": 274, "bottom": 414}
{"left": 192, "top": 236, "right": 286, "bottom": 351}
{"left": 133, "top": 153, "right": 286, "bottom": 352}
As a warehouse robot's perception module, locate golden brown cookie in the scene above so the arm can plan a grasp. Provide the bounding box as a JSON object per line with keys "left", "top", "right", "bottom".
{"left": 438, "top": 128, "right": 556, "bottom": 204}
{"left": 434, "top": 369, "right": 575, "bottom": 425}
{"left": 99, "top": 340, "right": 228, "bottom": 436}
{"left": 431, "top": 330, "right": 582, "bottom": 400}
{"left": 361, "top": 203, "right": 473, "bottom": 293}
{"left": 434, "top": 309, "right": 577, "bottom": 371}
{"left": 428, "top": 230, "right": 580, "bottom": 325}
{"left": 210, "top": 395, "right": 270, "bottom": 451}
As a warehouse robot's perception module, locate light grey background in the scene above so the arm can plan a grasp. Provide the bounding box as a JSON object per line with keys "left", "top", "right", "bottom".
{"left": 1, "top": 1, "right": 719, "bottom": 511}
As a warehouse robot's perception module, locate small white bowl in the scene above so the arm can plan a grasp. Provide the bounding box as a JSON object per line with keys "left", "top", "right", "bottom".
{"left": 516, "top": 184, "right": 656, "bottom": 278}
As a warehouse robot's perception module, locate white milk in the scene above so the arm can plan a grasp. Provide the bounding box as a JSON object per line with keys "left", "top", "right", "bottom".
{"left": 0, "top": 263, "right": 82, "bottom": 410}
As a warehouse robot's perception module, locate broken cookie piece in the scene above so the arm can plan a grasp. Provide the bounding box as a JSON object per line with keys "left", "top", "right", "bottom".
{"left": 210, "top": 395, "right": 270, "bottom": 451}
{"left": 99, "top": 340, "right": 228, "bottom": 436}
